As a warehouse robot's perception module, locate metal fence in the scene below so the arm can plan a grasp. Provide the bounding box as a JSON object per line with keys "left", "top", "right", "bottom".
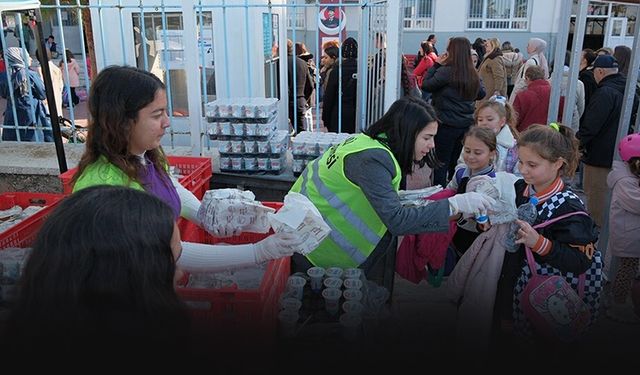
{"left": 0, "top": 0, "right": 402, "bottom": 155}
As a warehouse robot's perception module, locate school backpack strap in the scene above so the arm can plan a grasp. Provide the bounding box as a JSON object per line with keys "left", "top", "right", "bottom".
{"left": 522, "top": 211, "right": 593, "bottom": 341}
{"left": 455, "top": 167, "right": 466, "bottom": 187}
{"left": 526, "top": 211, "right": 590, "bottom": 296}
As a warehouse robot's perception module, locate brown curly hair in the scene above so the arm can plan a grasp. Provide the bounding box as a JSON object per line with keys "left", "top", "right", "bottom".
{"left": 73, "top": 66, "right": 169, "bottom": 185}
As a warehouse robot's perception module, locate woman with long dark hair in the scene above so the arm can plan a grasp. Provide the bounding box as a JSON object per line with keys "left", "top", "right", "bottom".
{"left": 422, "top": 37, "right": 486, "bottom": 186}
{"left": 72, "top": 66, "right": 303, "bottom": 274}
{"left": 2, "top": 186, "right": 189, "bottom": 363}
{"left": 290, "top": 96, "right": 495, "bottom": 291}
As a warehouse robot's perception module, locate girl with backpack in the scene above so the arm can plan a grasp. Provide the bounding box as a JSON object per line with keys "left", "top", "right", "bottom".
{"left": 509, "top": 124, "right": 602, "bottom": 343}
{"left": 448, "top": 124, "right": 601, "bottom": 354}
{"left": 447, "top": 127, "right": 499, "bottom": 256}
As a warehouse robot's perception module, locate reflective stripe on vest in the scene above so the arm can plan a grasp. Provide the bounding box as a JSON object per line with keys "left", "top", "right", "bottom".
{"left": 291, "top": 134, "right": 401, "bottom": 268}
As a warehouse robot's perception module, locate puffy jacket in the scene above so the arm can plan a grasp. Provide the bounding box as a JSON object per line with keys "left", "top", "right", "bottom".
{"left": 422, "top": 63, "right": 485, "bottom": 128}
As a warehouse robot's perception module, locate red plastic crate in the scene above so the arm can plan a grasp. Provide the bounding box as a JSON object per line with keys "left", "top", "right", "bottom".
{"left": 58, "top": 156, "right": 212, "bottom": 199}
{"left": 168, "top": 156, "right": 212, "bottom": 199}
{"left": 0, "top": 192, "right": 65, "bottom": 249}
{"left": 176, "top": 202, "right": 287, "bottom": 338}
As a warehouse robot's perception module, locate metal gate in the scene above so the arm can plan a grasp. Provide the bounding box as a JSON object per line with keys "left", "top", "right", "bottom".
{"left": 0, "top": 1, "right": 403, "bottom": 151}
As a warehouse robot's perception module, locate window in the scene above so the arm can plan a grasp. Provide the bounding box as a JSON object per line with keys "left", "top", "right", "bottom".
{"left": 286, "top": 2, "right": 305, "bottom": 29}
{"left": 403, "top": 0, "right": 434, "bottom": 30}
{"left": 132, "top": 12, "right": 216, "bottom": 115}
{"left": 467, "top": 0, "right": 529, "bottom": 30}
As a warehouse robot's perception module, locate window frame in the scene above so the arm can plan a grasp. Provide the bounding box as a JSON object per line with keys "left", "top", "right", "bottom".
{"left": 402, "top": 0, "right": 434, "bottom": 30}
{"left": 286, "top": 3, "right": 306, "bottom": 30}
{"left": 466, "top": 0, "right": 531, "bottom": 31}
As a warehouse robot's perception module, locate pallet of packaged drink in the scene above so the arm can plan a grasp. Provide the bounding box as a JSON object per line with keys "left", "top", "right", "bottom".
{"left": 218, "top": 130, "right": 289, "bottom": 174}
{"left": 292, "top": 131, "right": 352, "bottom": 176}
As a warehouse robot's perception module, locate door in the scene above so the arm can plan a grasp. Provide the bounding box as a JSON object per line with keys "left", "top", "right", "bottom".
{"left": 605, "top": 16, "right": 633, "bottom": 48}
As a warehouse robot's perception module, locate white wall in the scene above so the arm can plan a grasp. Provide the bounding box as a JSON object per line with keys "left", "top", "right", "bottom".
{"left": 433, "top": 0, "right": 466, "bottom": 32}
{"left": 403, "top": 0, "right": 561, "bottom": 62}
{"left": 530, "top": 0, "right": 561, "bottom": 33}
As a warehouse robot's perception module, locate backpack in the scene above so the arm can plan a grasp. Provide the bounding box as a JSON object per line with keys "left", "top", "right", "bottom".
{"left": 503, "top": 52, "right": 523, "bottom": 86}
{"left": 521, "top": 211, "right": 592, "bottom": 342}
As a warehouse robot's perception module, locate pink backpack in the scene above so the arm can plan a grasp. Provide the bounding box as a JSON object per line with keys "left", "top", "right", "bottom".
{"left": 521, "top": 211, "right": 592, "bottom": 342}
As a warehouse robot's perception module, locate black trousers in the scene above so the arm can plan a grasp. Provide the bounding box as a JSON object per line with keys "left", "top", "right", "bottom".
{"left": 70, "top": 87, "right": 80, "bottom": 105}
{"left": 433, "top": 123, "right": 468, "bottom": 187}
{"left": 288, "top": 96, "right": 308, "bottom": 133}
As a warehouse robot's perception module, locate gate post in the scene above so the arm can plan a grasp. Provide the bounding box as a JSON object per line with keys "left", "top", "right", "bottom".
{"left": 384, "top": 1, "right": 402, "bottom": 112}
{"left": 181, "top": 0, "right": 203, "bottom": 155}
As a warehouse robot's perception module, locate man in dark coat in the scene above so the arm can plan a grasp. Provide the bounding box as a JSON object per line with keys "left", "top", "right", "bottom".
{"left": 578, "top": 55, "right": 639, "bottom": 227}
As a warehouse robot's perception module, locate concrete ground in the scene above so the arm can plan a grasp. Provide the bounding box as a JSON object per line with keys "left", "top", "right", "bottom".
{"left": 386, "top": 273, "right": 639, "bottom": 369}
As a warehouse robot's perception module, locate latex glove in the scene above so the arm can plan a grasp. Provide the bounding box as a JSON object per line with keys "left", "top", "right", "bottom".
{"left": 254, "top": 232, "right": 305, "bottom": 264}
{"left": 448, "top": 192, "right": 496, "bottom": 217}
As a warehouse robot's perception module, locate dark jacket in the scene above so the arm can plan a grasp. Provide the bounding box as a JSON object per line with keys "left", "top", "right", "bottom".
{"left": 288, "top": 55, "right": 311, "bottom": 100}
{"left": 422, "top": 63, "right": 485, "bottom": 129}
{"left": 578, "top": 68, "right": 598, "bottom": 109}
{"left": 322, "top": 58, "right": 358, "bottom": 133}
{"left": 0, "top": 70, "right": 52, "bottom": 142}
{"left": 513, "top": 180, "right": 598, "bottom": 275}
{"left": 578, "top": 73, "right": 638, "bottom": 168}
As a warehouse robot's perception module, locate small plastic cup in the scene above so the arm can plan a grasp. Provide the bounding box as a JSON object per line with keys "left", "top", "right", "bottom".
{"left": 343, "top": 278, "right": 363, "bottom": 290}
{"left": 325, "top": 267, "right": 344, "bottom": 279}
{"left": 342, "top": 300, "right": 364, "bottom": 315}
{"left": 343, "top": 289, "right": 363, "bottom": 303}
{"left": 307, "top": 267, "right": 326, "bottom": 292}
{"left": 322, "top": 287, "right": 342, "bottom": 315}
{"left": 287, "top": 275, "right": 307, "bottom": 300}
{"left": 278, "top": 310, "right": 299, "bottom": 338}
{"left": 344, "top": 268, "right": 362, "bottom": 280}
{"left": 340, "top": 312, "right": 363, "bottom": 341}
{"left": 323, "top": 276, "right": 343, "bottom": 290}
{"left": 280, "top": 297, "right": 302, "bottom": 312}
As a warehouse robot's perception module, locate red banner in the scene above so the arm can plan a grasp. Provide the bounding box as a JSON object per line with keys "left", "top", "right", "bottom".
{"left": 318, "top": 0, "right": 347, "bottom": 50}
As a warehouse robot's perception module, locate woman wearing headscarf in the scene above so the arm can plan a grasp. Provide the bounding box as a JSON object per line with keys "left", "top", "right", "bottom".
{"left": 508, "top": 37, "right": 549, "bottom": 104}
{"left": 0, "top": 47, "right": 52, "bottom": 142}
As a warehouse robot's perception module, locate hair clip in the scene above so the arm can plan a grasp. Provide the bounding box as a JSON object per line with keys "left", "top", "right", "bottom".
{"left": 549, "top": 122, "right": 560, "bottom": 131}
{"left": 490, "top": 95, "right": 507, "bottom": 105}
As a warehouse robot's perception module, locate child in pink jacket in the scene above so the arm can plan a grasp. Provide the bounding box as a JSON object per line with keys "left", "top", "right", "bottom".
{"left": 606, "top": 134, "right": 640, "bottom": 323}
{"left": 60, "top": 49, "right": 81, "bottom": 106}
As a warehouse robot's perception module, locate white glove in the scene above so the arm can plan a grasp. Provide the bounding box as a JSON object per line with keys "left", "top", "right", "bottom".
{"left": 209, "top": 223, "right": 242, "bottom": 238}
{"left": 254, "top": 232, "right": 305, "bottom": 264}
{"left": 448, "top": 192, "right": 496, "bottom": 217}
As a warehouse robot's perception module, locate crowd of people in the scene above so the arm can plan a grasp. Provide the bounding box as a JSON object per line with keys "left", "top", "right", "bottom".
{"left": 406, "top": 34, "right": 640, "bottom": 340}
{"left": 0, "top": 28, "right": 639, "bottom": 366}
{"left": 0, "top": 24, "right": 87, "bottom": 142}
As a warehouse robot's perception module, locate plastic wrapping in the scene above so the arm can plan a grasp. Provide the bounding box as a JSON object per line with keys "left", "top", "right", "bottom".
{"left": 268, "top": 192, "right": 330, "bottom": 256}
{"left": 197, "top": 189, "right": 276, "bottom": 234}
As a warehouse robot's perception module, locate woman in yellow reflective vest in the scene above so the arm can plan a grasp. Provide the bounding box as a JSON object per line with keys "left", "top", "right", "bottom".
{"left": 290, "top": 96, "right": 495, "bottom": 291}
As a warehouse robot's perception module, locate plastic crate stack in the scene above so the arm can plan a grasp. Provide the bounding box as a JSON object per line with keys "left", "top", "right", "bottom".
{"left": 0, "top": 192, "right": 64, "bottom": 249}
{"left": 1, "top": 192, "right": 64, "bottom": 308}
{"left": 292, "top": 131, "right": 352, "bottom": 176}
{"left": 206, "top": 98, "right": 289, "bottom": 174}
